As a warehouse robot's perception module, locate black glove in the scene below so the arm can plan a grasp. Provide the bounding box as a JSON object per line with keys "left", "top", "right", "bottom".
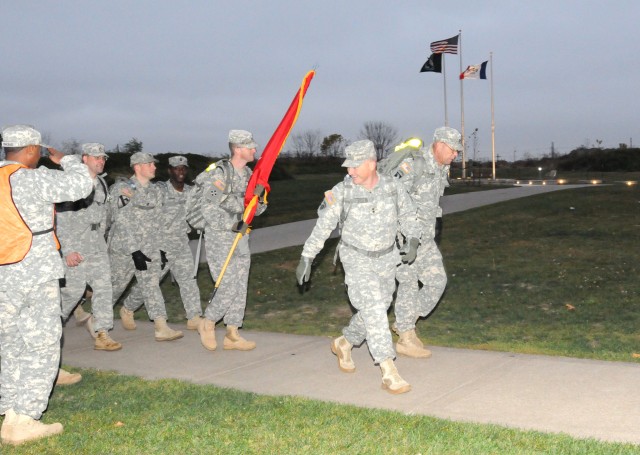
{"left": 232, "top": 220, "right": 249, "bottom": 234}
{"left": 132, "top": 250, "right": 152, "bottom": 271}
{"left": 435, "top": 217, "right": 443, "bottom": 245}
{"left": 160, "top": 250, "right": 168, "bottom": 270}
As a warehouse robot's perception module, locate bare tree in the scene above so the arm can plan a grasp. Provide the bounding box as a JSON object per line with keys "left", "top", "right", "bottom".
{"left": 359, "top": 121, "right": 398, "bottom": 160}
{"left": 290, "top": 129, "right": 322, "bottom": 157}
{"left": 321, "top": 133, "right": 346, "bottom": 158}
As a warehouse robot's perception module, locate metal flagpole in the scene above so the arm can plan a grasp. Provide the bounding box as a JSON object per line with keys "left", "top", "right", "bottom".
{"left": 490, "top": 52, "right": 496, "bottom": 180}
{"left": 443, "top": 54, "right": 448, "bottom": 126}
{"left": 459, "top": 29, "right": 466, "bottom": 179}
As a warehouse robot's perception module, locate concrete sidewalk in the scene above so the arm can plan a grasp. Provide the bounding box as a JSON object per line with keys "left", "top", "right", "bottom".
{"left": 61, "top": 322, "right": 640, "bottom": 445}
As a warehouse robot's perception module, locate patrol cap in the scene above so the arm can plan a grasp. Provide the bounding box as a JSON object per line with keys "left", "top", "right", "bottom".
{"left": 433, "top": 127, "right": 463, "bottom": 152}
{"left": 81, "top": 142, "right": 107, "bottom": 157}
{"left": 130, "top": 151, "right": 158, "bottom": 167}
{"left": 168, "top": 155, "right": 188, "bottom": 167}
{"left": 342, "top": 140, "right": 376, "bottom": 167}
{"left": 1, "top": 124, "right": 49, "bottom": 148}
{"left": 229, "top": 129, "right": 258, "bottom": 149}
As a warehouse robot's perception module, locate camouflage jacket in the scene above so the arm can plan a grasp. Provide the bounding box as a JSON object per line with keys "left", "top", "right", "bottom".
{"left": 56, "top": 175, "right": 111, "bottom": 256}
{"left": 0, "top": 155, "right": 93, "bottom": 291}
{"left": 156, "top": 180, "right": 192, "bottom": 250}
{"left": 394, "top": 145, "right": 449, "bottom": 239}
{"left": 302, "top": 173, "right": 419, "bottom": 259}
{"left": 107, "top": 176, "right": 165, "bottom": 256}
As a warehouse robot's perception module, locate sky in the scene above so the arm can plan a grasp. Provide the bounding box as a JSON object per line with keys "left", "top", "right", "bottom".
{"left": 3, "top": 1, "right": 639, "bottom": 161}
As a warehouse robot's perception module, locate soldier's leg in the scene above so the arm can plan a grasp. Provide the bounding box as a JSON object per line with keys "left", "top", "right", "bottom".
{"left": 107, "top": 251, "right": 135, "bottom": 332}
{"left": 341, "top": 249, "right": 396, "bottom": 364}
{"left": 86, "top": 253, "right": 114, "bottom": 334}
{"left": 167, "top": 247, "right": 203, "bottom": 319}
{"left": 394, "top": 260, "right": 420, "bottom": 333}
{"left": 203, "top": 235, "right": 239, "bottom": 323}
{"left": 59, "top": 262, "right": 88, "bottom": 321}
{"left": 134, "top": 250, "right": 167, "bottom": 321}
{"left": 415, "top": 240, "right": 447, "bottom": 318}
{"left": 121, "top": 282, "right": 145, "bottom": 313}
{"left": 0, "top": 281, "right": 61, "bottom": 419}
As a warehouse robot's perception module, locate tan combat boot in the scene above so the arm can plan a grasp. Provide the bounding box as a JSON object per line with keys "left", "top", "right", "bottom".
{"left": 224, "top": 325, "right": 256, "bottom": 351}
{"left": 187, "top": 315, "right": 204, "bottom": 330}
{"left": 198, "top": 318, "right": 217, "bottom": 350}
{"left": 154, "top": 318, "right": 184, "bottom": 342}
{"left": 396, "top": 329, "right": 432, "bottom": 359}
{"left": 330, "top": 336, "right": 356, "bottom": 373}
{"left": 119, "top": 306, "right": 136, "bottom": 330}
{"left": 55, "top": 368, "right": 82, "bottom": 386}
{"left": 379, "top": 359, "right": 411, "bottom": 395}
{"left": 95, "top": 330, "right": 123, "bottom": 351}
{"left": 0, "top": 409, "right": 63, "bottom": 446}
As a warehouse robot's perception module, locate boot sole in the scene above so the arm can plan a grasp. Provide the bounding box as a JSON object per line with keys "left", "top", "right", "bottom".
{"left": 94, "top": 345, "right": 123, "bottom": 351}
{"left": 396, "top": 343, "right": 432, "bottom": 359}
{"left": 155, "top": 334, "right": 184, "bottom": 342}
{"left": 331, "top": 340, "right": 356, "bottom": 373}
{"left": 381, "top": 382, "right": 412, "bottom": 395}
{"left": 223, "top": 341, "right": 256, "bottom": 351}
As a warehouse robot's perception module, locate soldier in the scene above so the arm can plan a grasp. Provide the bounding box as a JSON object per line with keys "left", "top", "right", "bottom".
{"left": 197, "top": 130, "right": 266, "bottom": 352}
{"left": 296, "top": 140, "right": 420, "bottom": 395}
{"left": 0, "top": 125, "right": 93, "bottom": 445}
{"left": 57, "top": 143, "right": 122, "bottom": 354}
{"left": 392, "top": 127, "right": 461, "bottom": 358}
{"left": 119, "top": 155, "right": 203, "bottom": 331}
{"left": 108, "top": 152, "right": 183, "bottom": 342}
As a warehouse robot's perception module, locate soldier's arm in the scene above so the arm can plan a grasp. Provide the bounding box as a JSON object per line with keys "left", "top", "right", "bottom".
{"left": 301, "top": 183, "right": 343, "bottom": 259}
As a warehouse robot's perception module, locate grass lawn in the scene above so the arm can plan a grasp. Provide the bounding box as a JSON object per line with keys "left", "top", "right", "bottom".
{"left": 4, "top": 370, "right": 638, "bottom": 454}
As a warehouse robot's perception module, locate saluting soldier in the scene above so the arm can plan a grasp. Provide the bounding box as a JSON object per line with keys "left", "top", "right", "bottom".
{"left": 0, "top": 125, "right": 93, "bottom": 445}
{"left": 57, "top": 143, "right": 122, "bottom": 355}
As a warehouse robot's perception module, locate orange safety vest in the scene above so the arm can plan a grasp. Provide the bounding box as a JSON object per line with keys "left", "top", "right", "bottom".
{"left": 0, "top": 163, "right": 60, "bottom": 266}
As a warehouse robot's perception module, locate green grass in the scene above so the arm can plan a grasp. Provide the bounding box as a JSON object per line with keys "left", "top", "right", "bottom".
{"left": 4, "top": 370, "right": 637, "bottom": 454}
{"left": 152, "top": 184, "right": 640, "bottom": 363}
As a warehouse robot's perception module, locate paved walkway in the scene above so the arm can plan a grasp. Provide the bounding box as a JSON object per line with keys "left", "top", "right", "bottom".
{"left": 62, "top": 184, "right": 640, "bottom": 445}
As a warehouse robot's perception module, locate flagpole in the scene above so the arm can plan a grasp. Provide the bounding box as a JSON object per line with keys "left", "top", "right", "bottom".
{"left": 443, "top": 55, "right": 448, "bottom": 126}
{"left": 490, "top": 52, "right": 496, "bottom": 180}
{"left": 458, "top": 29, "right": 466, "bottom": 179}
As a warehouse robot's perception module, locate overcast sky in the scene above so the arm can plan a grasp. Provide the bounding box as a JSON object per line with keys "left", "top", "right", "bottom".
{"left": 3, "top": 1, "right": 639, "bottom": 160}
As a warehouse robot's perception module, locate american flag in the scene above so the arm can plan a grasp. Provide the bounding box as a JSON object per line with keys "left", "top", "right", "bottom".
{"left": 430, "top": 35, "right": 459, "bottom": 54}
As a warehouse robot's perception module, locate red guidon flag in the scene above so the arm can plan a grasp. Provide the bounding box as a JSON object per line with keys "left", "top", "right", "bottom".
{"left": 242, "top": 70, "right": 315, "bottom": 225}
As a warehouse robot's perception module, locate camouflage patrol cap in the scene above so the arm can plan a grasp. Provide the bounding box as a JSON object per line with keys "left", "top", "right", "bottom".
{"left": 81, "top": 143, "right": 107, "bottom": 157}
{"left": 342, "top": 140, "right": 376, "bottom": 167}
{"left": 433, "top": 127, "right": 463, "bottom": 152}
{"left": 228, "top": 129, "right": 258, "bottom": 149}
{"left": 130, "top": 151, "right": 158, "bottom": 167}
{"left": 168, "top": 155, "right": 188, "bottom": 167}
{"left": 1, "top": 124, "right": 49, "bottom": 148}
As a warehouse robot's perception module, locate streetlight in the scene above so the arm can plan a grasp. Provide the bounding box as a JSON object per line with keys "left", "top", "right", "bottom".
{"left": 538, "top": 167, "right": 542, "bottom": 181}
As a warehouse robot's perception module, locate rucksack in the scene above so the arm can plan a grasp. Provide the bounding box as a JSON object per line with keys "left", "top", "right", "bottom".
{"left": 0, "top": 163, "right": 59, "bottom": 266}
{"left": 377, "top": 147, "right": 426, "bottom": 189}
{"left": 185, "top": 159, "right": 233, "bottom": 231}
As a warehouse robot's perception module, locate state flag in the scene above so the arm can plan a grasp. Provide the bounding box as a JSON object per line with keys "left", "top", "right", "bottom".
{"left": 459, "top": 61, "right": 488, "bottom": 80}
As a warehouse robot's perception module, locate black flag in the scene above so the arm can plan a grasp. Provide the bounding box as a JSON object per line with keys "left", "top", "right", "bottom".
{"left": 420, "top": 53, "right": 442, "bottom": 73}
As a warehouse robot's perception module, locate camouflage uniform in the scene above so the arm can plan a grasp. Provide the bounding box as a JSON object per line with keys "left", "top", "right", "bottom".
{"left": 301, "top": 173, "right": 419, "bottom": 364}
{"left": 57, "top": 173, "right": 112, "bottom": 324}
{"left": 124, "top": 179, "right": 202, "bottom": 319}
{"left": 107, "top": 176, "right": 169, "bottom": 325}
{"left": 201, "top": 162, "right": 266, "bottom": 327}
{"left": 0, "top": 151, "right": 93, "bottom": 419}
{"left": 394, "top": 145, "right": 449, "bottom": 332}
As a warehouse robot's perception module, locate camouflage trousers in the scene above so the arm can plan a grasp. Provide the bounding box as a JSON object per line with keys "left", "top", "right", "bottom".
{"left": 203, "top": 230, "right": 250, "bottom": 327}
{"left": 60, "top": 251, "right": 112, "bottom": 325}
{"left": 394, "top": 238, "right": 447, "bottom": 333}
{"left": 0, "top": 280, "right": 61, "bottom": 419}
{"left": 339, "top": 245, "right": 397, "bottom": 364}
{"left": 124, "top": 245, "right": 203, "bottom": 320}
{"left": 110, "top": 249, "right": 168, "bottom": 326}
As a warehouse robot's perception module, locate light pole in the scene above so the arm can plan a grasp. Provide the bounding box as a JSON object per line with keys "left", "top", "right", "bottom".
{"left": 538, "top": 167, "right": 542, "bottom": 181}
